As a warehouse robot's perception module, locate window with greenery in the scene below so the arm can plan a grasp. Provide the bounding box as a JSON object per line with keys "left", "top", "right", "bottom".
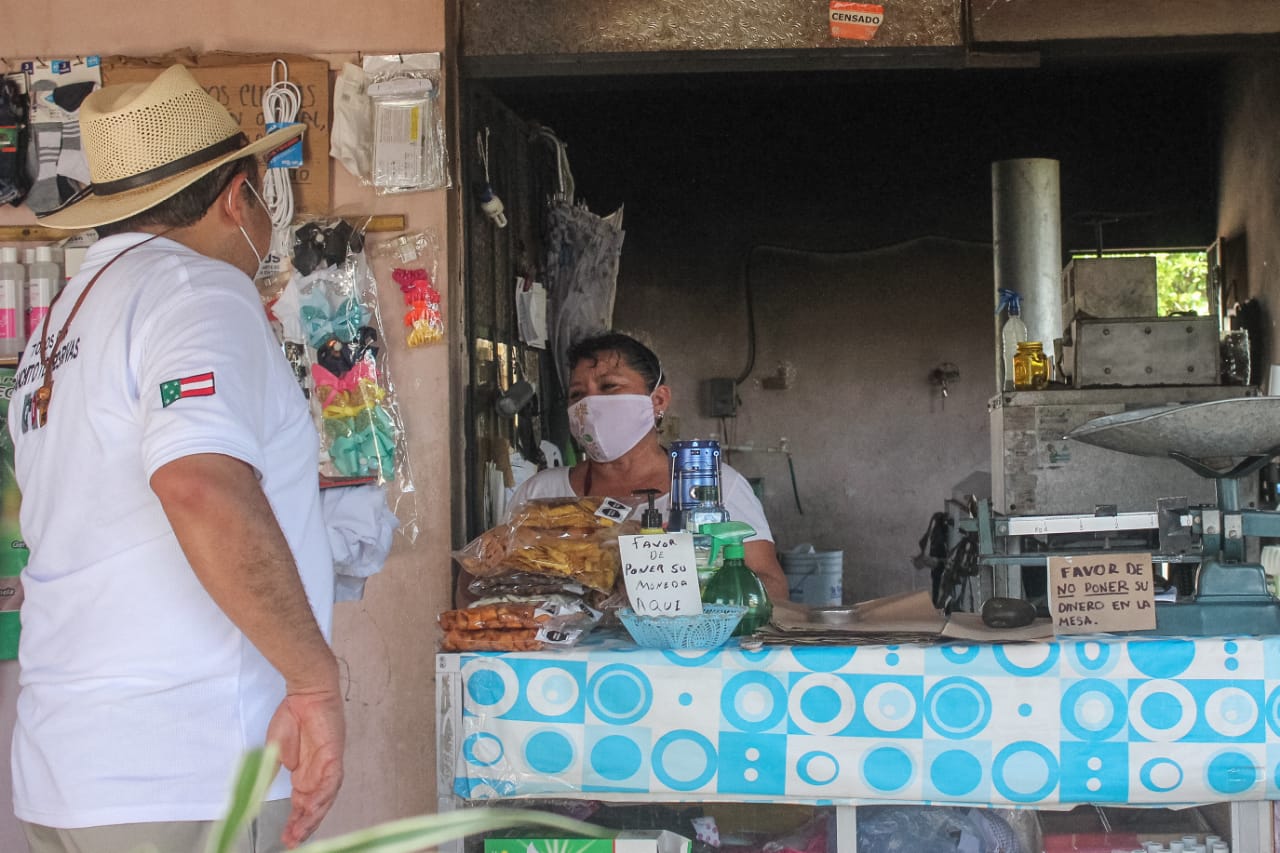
{"left": 1070, "top": 251, "right": 1209, "bottom": 316}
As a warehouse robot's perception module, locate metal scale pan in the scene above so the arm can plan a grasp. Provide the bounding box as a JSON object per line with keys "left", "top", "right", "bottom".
{"left": 1066, "top": 396, "right": 1280, "bottom": 635}
{"left": 1066, "top": 396, "right": 1280, "bottom": 461}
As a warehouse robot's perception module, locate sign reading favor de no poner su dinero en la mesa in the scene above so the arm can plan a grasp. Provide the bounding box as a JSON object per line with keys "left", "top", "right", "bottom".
{"left": 619, "top": 532, "right": 704, "bottom": 617}
{"left": 1047, "top": 552, "right": 1156, "bottom": 634}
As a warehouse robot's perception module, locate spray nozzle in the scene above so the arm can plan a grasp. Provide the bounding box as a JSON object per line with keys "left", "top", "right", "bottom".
{"left": 996, "top": 288, "right": 1023, "bottom": 317}
{"left": 702, "top": 521, "right": 755, "bottom": 565}
{"left": 632, "top": 489, "right": 664, "bottom": 532}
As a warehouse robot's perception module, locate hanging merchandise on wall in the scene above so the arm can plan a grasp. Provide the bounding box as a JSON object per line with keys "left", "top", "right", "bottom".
{"left": 268, "top": 217, "right": 420, "bottom": 542}
{"left": 257, "top": 59, "right": 306, "bottom": 283}
{"left": 369, "top": 229, "right": 444, "bottom": 348}
{"left": 330, "top": 63, "right": 374, "bottom": 182}
{"left": 0, "top": 72, "right": 31, "bottom": 206}
{"left": 536, "top": 128, "right": 625, "bottom": 391}
{"left": 362, "top": 53, "right": 449, "bottom": 194}
{"left": 21, "top": 57, "right": 101, "bottom": 216}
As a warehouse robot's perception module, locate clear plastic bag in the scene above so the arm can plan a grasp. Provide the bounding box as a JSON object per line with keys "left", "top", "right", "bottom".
{"left": 369, "top": 230, "right": 444, "bottom": 347}
{"left": 268, "top": 215, "right": 420, "bottom": 542}
{"left": 438, "top": 596, "right": 601, "bottom": 651}
{"left": 453, "top": 497, "right": 637, "bottom": 593}
{"left": 362, "top": 53, "right": 449, "bottom": 194}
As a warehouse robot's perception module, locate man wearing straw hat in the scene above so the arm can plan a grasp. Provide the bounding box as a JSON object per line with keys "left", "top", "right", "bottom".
{"left": 8, "top": 65, "right": 344, "bottom": 852}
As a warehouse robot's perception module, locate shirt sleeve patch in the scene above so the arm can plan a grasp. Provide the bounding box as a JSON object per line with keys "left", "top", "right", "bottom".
{"left": 160, "top": 372, "right": 216, "bottom": 407}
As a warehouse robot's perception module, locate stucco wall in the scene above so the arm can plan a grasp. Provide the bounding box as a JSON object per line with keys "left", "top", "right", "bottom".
{"left": 611, "top": 227, "right": 995, "bottom": 602}
{"left": 0, "top": 4, "right": 452, "bottom": 848}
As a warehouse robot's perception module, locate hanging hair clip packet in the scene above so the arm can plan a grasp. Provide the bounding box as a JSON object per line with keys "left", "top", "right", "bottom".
{"left": 270, "top": 216, "right": 419, "bottom": 541}
{"left": 370, "top": 229, "right": 444, "bottom": 348}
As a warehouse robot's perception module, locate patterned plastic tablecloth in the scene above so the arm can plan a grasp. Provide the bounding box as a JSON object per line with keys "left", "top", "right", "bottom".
{"left": 439, "top": 634, "right": 1280, "bottom": 807}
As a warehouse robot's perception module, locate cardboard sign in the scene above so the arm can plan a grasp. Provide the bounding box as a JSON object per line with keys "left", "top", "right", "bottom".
{"left": 619, "top": 532, "right": 703, "bottom": 617}
{"left": 101, "top": 51, "right": 332, "bottom": 214}
{"left": 830, "top": 2, "right": 885, "bottom": 40}
{"left": 1048, "top": 552, "right": 1156, "bottom": 634}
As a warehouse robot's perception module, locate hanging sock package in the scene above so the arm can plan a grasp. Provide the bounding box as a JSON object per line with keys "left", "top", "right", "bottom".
{"left": 270, "top": 216, "right": 420, "bottom": 542}
{"left": 369, "top": 229, "right": 444, "bottom": 348}
{"left": 362, "top": 53, "right": 449, "bottom": 194}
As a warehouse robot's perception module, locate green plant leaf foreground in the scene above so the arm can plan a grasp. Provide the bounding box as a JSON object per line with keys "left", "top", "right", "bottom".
{"left": 206, "top": 744, "right": 281, "bottom": 853}
{"left": 199, "top": 748, "right": 612, "bottom": 853}
{"left": 294, "top": 807, "right": 616, "bottom": 853}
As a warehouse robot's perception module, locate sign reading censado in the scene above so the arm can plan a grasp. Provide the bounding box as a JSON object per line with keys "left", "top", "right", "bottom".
{"left": 1047, "top": 552, "right": 1156, "bottom": 634}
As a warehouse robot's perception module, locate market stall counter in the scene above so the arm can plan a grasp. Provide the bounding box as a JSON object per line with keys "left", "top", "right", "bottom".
{"left": 436, "top": 630, "right": 1278, "bottom": 852}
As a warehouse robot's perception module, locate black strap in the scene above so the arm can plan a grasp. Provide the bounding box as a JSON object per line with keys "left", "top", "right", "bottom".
{"left": 91, "top": 133, "right": 247, "bottom": 196}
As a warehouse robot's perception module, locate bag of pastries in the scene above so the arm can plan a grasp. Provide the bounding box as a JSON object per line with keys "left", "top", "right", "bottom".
{"left": 452, "top": 496, "right": 636, "bottom": 593}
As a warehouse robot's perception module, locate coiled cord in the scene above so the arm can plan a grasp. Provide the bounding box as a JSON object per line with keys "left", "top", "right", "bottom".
{"left": 261, "top": 60, "right": 301, "bottom": 249}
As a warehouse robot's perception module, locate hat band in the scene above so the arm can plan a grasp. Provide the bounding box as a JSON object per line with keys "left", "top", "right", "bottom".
{"left": 91, "top": 133, "right": 249, "bottom": 197}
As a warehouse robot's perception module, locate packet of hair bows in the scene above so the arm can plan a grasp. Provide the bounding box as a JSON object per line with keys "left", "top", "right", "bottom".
{"left": 370, "top": 229, "right": 444, "bottom": 348}
{"left": 271, "top": 215, "right": 420, "bottom": 541}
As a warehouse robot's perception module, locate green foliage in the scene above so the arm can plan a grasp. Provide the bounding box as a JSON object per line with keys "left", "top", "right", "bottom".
{"left": 1071, "top": 251, "right": 1210, "bottom": 317}
{"left": 1153, "top": 252, "right": 1210, "bottom": 316}
{"left": 198, "top": 748, "right": 614, "bottom": 853}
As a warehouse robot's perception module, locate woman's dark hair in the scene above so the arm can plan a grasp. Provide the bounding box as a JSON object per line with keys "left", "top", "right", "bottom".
{"left": 94, "top": 157, "right": 257, "bottom": 238}
{"left": 567, "top": 332, "right": 664, "bottom": 392}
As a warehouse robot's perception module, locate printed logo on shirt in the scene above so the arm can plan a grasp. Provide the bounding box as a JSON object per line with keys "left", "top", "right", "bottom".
{"left": 160, "top": 372, "right": 216, "bottom": 407}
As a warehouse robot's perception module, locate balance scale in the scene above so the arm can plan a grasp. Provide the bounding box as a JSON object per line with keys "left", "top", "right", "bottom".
{"left": 965, "top": 396, "right": 1280, "bottom": 636}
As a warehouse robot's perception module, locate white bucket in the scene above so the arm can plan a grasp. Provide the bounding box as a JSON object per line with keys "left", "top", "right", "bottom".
{"left": 781, "top": 545, "right": 844, "bottom": 605}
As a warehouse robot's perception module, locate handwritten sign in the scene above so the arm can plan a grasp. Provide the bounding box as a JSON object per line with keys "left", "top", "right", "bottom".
{"left": 1048, "top": 552, "right": 1156, "bottom": 634}
{"left": 619, "top": 532, "right": 703, "bottom": 617}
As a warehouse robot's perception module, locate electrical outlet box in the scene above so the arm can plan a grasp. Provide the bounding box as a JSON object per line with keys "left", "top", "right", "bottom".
{"left": 706, "top": 378, "right": 738, "bottom": 418}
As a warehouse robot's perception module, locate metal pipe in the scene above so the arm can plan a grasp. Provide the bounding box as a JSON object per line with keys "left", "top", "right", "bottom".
{"left": 992, "top": 158, "right": 1064, "bottom": 391}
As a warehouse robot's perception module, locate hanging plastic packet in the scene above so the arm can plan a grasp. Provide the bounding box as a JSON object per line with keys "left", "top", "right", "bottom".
{"left": 271, "top": 215, "right": 420, "bottom": 541}
{"left": 370, "top": 229, "right": 444, "bottom": 347}
{"left": 329, "top": 63, "right": 374, "bottom": 182}
{"left": 362, "top": 53, "right": 449, "bottom": 194}
{"left": 0, "top": 73, "right": 31, "bottom": 206}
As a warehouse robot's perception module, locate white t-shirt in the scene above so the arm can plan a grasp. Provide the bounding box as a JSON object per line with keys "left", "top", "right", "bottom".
{"left": 506, "top": 463, "right": 774, "bottom": 543}
{"left": 8, "top": 234, "right": 334, "bottom": 828}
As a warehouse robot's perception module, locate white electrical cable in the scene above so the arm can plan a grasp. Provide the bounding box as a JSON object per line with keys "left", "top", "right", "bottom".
{"left": 261, "top": 60, "right": 301, "bottom": 249}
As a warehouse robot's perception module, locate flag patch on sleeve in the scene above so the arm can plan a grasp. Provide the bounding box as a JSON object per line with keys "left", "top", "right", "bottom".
{"left": 160, "top": 372, "right": 216, "bottom": 407}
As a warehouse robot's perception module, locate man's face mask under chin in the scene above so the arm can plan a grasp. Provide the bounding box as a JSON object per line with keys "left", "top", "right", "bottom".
{"left": 235, "top": 179, "right": 271, "bottom": 279}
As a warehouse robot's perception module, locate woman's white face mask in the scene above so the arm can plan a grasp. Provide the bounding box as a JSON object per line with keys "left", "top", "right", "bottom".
{"left": 568, "top": 393, "right": 656, "bottom": 463}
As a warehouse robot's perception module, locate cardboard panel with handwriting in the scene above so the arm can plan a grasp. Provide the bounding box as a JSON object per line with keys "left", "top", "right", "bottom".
{"left": 101, "top": 51, "right": 331, "bottom": 213}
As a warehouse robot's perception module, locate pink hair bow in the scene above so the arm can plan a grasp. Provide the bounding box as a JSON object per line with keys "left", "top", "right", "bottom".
{"left": 312, "top": 360, "right": 381, "bottom": 410}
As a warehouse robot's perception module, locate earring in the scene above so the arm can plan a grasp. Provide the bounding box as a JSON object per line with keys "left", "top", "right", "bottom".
{"left": 656, "top": 411, "right": 665, "bottom": 427}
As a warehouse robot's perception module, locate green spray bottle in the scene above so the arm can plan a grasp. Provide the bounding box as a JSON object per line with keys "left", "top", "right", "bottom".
{"left": 701, "top": 521, "right": 772, "bottom": 636}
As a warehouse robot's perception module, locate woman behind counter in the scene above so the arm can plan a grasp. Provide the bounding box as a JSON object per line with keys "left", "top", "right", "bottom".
{"left": 509, "top": 332, "right": 789, "bottom": 602}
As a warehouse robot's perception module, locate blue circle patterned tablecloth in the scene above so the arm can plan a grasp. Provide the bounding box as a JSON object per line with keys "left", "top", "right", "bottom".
{"left": 449, "top": 635, "right": 1280, "bottom": 806}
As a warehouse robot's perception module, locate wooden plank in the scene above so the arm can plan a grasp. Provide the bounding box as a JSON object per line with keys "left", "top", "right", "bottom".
{"left": 0, "top": 214, "right": 406, "bottom": 244}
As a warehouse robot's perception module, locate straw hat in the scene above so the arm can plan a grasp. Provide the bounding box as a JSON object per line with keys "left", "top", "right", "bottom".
{"left": 39, "top": 64, "right": 304, "bottom": 229}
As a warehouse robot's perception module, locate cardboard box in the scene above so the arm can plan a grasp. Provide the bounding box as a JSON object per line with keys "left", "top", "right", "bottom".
{"left": 100, "top": 50, "right": 331, "bottom": 214}
{"left": 484, "top": 830, "right": 691, "bottom": 853}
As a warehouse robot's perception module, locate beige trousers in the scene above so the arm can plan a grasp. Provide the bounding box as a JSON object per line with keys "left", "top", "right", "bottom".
{"left": 21, "top": 797, "right": 292, "bottom": 853}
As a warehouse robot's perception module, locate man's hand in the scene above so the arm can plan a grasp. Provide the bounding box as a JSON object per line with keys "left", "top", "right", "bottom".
{"left": 267, "top": 687, "right": 346, "bottom": 848}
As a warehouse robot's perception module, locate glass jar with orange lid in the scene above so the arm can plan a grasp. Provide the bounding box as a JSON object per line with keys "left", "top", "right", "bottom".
{"left": 1012, "top": 341, "right": 1050, "bottom": 390}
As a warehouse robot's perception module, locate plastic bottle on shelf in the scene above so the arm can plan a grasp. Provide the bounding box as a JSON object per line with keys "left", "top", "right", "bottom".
{"left": 997, "top": 287, "right": 1028, "bottom": 391}
{"left": 26, "top": 246, "right": 61, "bottom": 339}
{"left": 0, "top": 248, "right": 26, "bottom": 359}
{"left": 687, "top": 485, "right": 729, "bottom": 589}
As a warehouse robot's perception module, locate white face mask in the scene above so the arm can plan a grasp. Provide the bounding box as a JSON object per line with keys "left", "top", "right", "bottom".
{"left": 234, "top": 179, "right": 270, "bottom": 280}
{"left": 568, "top": 394, "right": 656, "bottom": 463}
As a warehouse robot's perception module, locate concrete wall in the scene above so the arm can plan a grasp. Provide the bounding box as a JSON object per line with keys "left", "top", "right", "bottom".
{"left": 0, "top": 5, "right": 452, "bottom": 849}
{"left": 1218, "top": 54, "right": 1280, "bottom": 375}
{"left": 613, "top": 224, "right": 995, "bottom": 602}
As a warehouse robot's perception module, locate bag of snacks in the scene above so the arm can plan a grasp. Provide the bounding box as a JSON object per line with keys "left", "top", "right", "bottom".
{"left": 438, "top": 596, "right": 601, "bottom": 652}
{"left": 452, "top": 497, "right": 636, "bottom": 593}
